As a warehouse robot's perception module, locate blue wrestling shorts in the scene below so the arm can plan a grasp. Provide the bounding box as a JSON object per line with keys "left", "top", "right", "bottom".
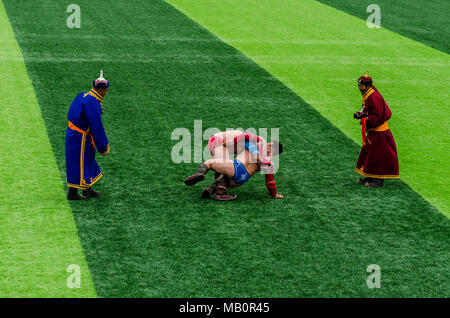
{"left": 232, "top": 159, "right": 250, "bottom": 185}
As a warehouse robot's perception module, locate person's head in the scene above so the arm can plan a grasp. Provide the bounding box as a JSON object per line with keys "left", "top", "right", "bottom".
{"left": 267, "top": 140, "right": 283, "bottom": 156}
{"left": 358, "top": 71, "right": 372, "bottom": 94}
{"left": 93, "top": 69, "right": 110, "bottom": 96}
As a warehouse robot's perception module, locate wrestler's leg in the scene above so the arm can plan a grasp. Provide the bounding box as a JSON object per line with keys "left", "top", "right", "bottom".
{"left": 184, "top": 162, "right": 209, "bottom": 186}
{"left": 201, "top": 173, "right": 225, "bottom": 199}
{"left": 205, "top": 159, "right": 235, "bottom": 177}
{"left": 184, "top": 159, "right": 234, "bottom": 186}
{"left": 210, "top": 146, "right": 231, "bottom": 190}
{"left": 187, "top": 134, "right": 231, "bottom": 187}
{"left": 214, "top": 176, "right": 238, "bottom": 201}
{"left": 206, "top": 160, "right": 240, "bottom": 200}
{"left": 211, "top": 145, "right": 231, "bottom": 163}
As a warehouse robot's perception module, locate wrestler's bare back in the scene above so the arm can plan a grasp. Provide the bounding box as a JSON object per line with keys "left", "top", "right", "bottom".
{"left": 235, "top": 150, "right": 260, "bottom": 178}
{"left": 213, "top": 130, "right": 245, "bottom": 154}
{"left": 209, "top": 130, "right": 242, "bottom": 163}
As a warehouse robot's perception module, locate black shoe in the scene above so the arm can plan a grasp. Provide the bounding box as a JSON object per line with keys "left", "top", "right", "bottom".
{"left": 365, "top": 179, "right": 384, "bottom": 188}
{"left": 67, "top": 188, "right": 87, "bottom": 200}
{"left": 358, "top": 177, "right": 373, "bottom": 184}
{"left": 201, "top": 186, "right": 215, "bottom": 199}
{"left": 82, "top": 187, "right": 101, "bottom": 198}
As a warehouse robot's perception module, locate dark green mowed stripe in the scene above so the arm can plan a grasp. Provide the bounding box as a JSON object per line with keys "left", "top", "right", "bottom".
{"left": 316, "top": 0, "right": 450, "bottom": 54}
{"left": 4, "top": 0, "right": 449, "bottom": 297}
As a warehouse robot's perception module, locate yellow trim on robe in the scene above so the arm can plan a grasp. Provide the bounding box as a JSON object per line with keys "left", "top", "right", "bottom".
{"left": 68, "top": 173, "right": 102, "bottom": 190}
{"left": 91, "top": 88, "right": 103, "bottom": 100}
{"left": 83, "top": 89, "right": 104, "bottom": 103}
{"left": 80, "top": 134, "right": 86, "bottom": 185}
{"left": 362, "top": 87, "right": 374, "bottom": 105}
{"left": 355, "top": 167, "right": 399, "bottom": 179}
{"left": 88, "top": 173, "right": 103, "bottom": 187}
{"left": 68, "top": 183, "right": 88, "bottom": 190}
{"left": 100, "top": 144, "right": 110, "bottom": 156}
{"left": 88, "top": 89, "right": 104, "bottom": 103}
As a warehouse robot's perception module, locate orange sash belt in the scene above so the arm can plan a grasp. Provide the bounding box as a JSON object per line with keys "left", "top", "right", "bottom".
{"left": 68, "top": 121, "right": 96, "bottom": 148}
{"left": 367, "top": 121, "right": 389, "bottom": 133}
{"left": 361, "top": 121, "right": 389, "bottom": 145}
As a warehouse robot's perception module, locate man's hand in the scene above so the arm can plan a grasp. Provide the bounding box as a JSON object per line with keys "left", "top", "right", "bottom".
{"left": 353, "top": 111, "right": 369, "bottom": 120}
{"left": 274, "top": 194, "right": 284, "bottom": 199}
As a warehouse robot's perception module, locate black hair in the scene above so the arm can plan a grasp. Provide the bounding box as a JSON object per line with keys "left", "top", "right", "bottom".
{"left": 271, "top": 140, "right": 283, "bottom": 155}
{"left": 358, "top": 78, "right": 372, "bottom": 86}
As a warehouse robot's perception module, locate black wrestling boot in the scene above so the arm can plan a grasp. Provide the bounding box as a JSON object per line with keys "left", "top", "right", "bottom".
{"left": 213, "top": 185, "right": 237, "bottom": 201}
{"left": 67, "top": 187, "right": 87, "bottom": 200}
{"left": 365, "top": 178, "right": 384, "bottom": 188}
{"left": 201, "top": 186, "right": 216, "bottom": 199}
{"left": 358, "top": 177, "right": 372, "bottom": 184}
{"left": 213, "top": 179, "right": 237, "bottom": 201}
{"left": 82, "top": 187, "right": 101, "bottom": 198}
{"left": 201, "top": 173, "right": 226, "bottom": 199}
{"left": 184, "top": 163, "right": 209, "bottom": 186}
{"left": 201, "top": 173, "right": 225, "bottom": 199}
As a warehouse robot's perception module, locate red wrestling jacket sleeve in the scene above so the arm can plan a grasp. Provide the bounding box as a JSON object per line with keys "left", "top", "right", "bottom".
{"left": 265, "top": 174, "right": 277, "bottom": 197}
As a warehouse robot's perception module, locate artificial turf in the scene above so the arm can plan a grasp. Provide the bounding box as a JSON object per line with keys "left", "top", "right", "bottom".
{"left": 168, "top": 0, "right": 450, "bottom": 217}
{"left": 0, "top": 1, "right": 96, "bottom": 297}
{"left": 2, "top": 0, "right": 449, "bottom": 297}
{"left": 316, "top": 0, "right": 450, "bottom": 54}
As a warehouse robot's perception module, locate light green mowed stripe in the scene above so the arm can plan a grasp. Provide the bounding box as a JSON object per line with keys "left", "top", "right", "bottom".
{"left": 167, "top": 0, "right": 450, "bottom": 217}
{"left": 0, "top": 2, "right": 96, "bottom": 297}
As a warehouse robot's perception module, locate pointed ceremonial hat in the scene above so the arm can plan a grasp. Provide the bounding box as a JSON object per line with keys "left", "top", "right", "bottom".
{"left": 93, "top": 69, "right": 110, "bottom": 88}
{"left": 358, "top": 70, "right": 372, "bottom": 86}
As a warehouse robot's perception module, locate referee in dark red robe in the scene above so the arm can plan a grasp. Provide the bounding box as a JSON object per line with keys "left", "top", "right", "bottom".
{"left": 353, "top": 72, "right": 399, "bottom": 188}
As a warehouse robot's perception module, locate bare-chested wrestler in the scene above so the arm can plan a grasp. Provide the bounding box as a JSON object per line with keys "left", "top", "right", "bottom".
{"left": 184, "top": 130, "right": 284, "bottom": 201}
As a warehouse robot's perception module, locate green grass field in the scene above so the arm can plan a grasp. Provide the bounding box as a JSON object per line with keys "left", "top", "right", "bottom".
{"left": 168, "top": 0, "right": 450, "bottom": 216}
{"left": 1, "top": 0, "right": 449, "bottom": 297}
{"left": 0, "top": 1, "right": 95, "bottom": 297}
{"left": 317, "top": 0, "right": 450, "bottom": 54}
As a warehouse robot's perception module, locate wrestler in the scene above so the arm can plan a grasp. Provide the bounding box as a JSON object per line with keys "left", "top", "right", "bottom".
{"left": 184, "top": 138, "right": 283, "bottom": 200}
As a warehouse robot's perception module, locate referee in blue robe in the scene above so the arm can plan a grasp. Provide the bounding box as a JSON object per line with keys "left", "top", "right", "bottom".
{"left": 65, "top": 70, "right": 110, "bottom": 200}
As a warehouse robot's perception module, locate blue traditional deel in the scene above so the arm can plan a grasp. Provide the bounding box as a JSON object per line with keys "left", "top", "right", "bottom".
{"left": 65, "top": 70, "right": 110, "bottom": 189}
